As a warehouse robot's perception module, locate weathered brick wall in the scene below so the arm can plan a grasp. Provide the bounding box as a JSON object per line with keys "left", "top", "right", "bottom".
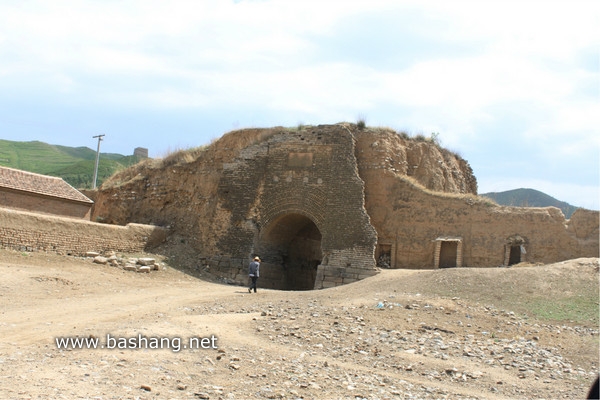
{"left": 216, "top": 125, "right": 378, "bottom": 289}
{"left": 0, "top": 188, "right": 92, "bottom": 219}
{"left": 359, "top": 168, "right": 599, "bottom": 269}
{"left": 90, "top": 124, "right": 599, "bottom": 289}
{"left": 0, "top": 207, "right": 166, "bottom": 255}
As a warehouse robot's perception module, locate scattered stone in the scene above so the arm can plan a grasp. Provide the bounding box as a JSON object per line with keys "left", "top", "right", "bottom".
{"left": 7, "top": 255, "right": 598, "bottom": 400}
{"left": 93, "top": 256, "right": 108, "bottom": 265}
{"left": 467, "top": 371, "right": 483, "bottom": 379}
{"left": 90, "top": 252, "right": 161, "bottom": 273}
{"left": 137, "top": 257, "right": 156, "bottom": 266}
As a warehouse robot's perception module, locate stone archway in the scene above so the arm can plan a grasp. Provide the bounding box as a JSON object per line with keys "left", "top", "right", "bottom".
{"left": 257, "top": 213, "right": 322, "bottom": 290}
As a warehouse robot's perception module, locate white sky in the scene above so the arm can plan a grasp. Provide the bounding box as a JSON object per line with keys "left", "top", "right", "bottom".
{"left": 0, "top": 0, "right": 598, "bottom": 209}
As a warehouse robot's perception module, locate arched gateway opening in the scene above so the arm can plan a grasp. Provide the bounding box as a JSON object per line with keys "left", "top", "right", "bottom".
{"left": 257, "top": 213, "right": 322, "bottom": 291}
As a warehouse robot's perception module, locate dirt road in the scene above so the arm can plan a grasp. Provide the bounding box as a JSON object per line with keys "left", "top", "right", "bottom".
{"left": 0, "top": 250, "right": 598, "bottom": 399}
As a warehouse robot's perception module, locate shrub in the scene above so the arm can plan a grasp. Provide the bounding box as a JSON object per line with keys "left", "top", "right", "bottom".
{"left": 356, "top": 116, "right": 366, "bottom": 130}
{"left": 397, "top": 131, "right": 410, "bottom": 140}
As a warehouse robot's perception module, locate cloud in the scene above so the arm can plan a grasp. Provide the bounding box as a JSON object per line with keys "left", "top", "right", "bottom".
{"left": 0, "top": 0, "right": 598, "bottom": 208}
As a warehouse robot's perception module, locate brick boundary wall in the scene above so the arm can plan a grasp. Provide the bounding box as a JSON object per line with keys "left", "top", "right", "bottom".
{"left": 0, "top": 207, "right": 167, "bottom": 255}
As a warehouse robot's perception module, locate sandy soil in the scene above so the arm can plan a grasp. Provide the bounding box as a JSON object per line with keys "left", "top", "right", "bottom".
{"left": 0, "top": 249, "right": 598, "bottom": 399}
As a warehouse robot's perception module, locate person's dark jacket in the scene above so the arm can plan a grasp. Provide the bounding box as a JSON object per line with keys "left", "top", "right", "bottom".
{"left": 249, "top": 261, "right": 260, "bottom": 277}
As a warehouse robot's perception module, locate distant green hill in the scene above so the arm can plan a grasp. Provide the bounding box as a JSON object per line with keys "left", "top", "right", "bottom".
{"left": 0, "top": 139, "right": 142, "bottom": 189}
{"left": 481, "top": 188, "right": 578, "bottom": 219}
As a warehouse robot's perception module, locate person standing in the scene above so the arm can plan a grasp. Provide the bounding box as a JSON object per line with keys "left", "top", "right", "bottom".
{"left": 248, "top": 256, "right": 260, "bottom": 293}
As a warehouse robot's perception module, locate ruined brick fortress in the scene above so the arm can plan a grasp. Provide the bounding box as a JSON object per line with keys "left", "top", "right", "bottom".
{"left": 91, "top": 124, "right": 599, "bottom": 290}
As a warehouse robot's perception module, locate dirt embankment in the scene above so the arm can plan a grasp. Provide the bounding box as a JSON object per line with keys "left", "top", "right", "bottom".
{"left": 90, "top": 126, "right": 477, "bottom": 240}
{"left": 0, "top": 250, "right": 598, "bottom": 399}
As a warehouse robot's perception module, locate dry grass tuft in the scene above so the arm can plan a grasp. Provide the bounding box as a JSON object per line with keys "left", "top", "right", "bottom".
{"left": 395, "top": 173, "right": 494, "bottom": 206}
{"left": 160, "top": 146, "right": 206, "bottom": 167}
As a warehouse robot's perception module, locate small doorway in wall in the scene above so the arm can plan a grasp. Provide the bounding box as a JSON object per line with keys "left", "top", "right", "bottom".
{"left": 505, "top": 235, "right": 527, "bottom": 266}
{"left": 376, "top": 243, "right": 393, "bottom": 269}
{"left": 508, "top": 245, "right": 521, "bottom": 265}
{"left": 434, "top": 237, "right": 463, "bottom": 268}
{"left": 439, "top": 241, "right": 458, "bottom": 268}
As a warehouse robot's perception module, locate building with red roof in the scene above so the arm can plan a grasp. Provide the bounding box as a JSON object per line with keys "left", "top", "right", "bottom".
{"left": 0, "top": 166, "right": 93, "bottom": 219}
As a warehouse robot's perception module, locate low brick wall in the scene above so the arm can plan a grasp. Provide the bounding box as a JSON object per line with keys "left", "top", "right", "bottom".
{"left": 0, "top": 207, "right": 167, "bottom": 255}
{"left": 315, "top": 265, "right": 379, "bottom": 289}
{"left": 200, "top": 255, "right": 247, "bottom": 284}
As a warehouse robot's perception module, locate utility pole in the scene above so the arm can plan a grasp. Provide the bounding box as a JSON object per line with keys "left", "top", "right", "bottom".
{"left": 92, "top": 134, "right": 105, "bottom": 189}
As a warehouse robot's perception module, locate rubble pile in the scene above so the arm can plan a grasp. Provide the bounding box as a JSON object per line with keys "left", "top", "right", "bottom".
{"left": 86, "top": 251, "right": 162, "bottom": 273}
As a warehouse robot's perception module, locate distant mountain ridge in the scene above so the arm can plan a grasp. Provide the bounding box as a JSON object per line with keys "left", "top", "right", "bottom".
{"left": 0, "top": 139, "right": 142, "bottom": 189}
{"left": 481, "top": 188, "right": 578, "bottom": 219}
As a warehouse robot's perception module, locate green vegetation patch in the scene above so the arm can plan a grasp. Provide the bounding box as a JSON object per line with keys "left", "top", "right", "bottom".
{"left": 394, "top": 264, "right": 599, "bottom": 327}
{"left": 527, "top": 295, "right": 599, "bottom": 325}
{"left": 0, "top": 139, "right": 142, "bottom": 189}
